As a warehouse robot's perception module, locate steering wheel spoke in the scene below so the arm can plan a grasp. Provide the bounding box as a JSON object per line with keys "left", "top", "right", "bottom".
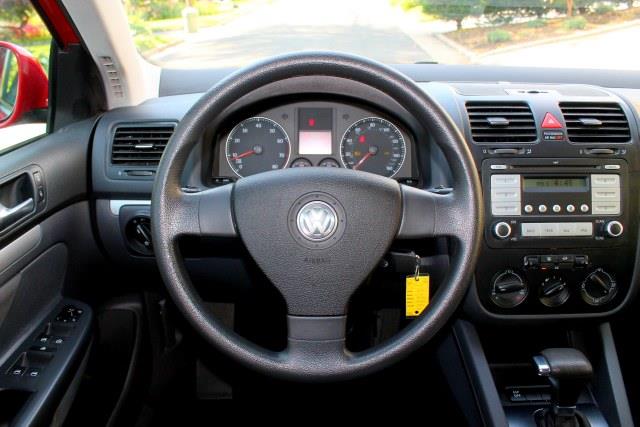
{"left": 283, "top": 315, "right": 350, "bottom": 374}
{"left": 163, "top": 184, "right": 237, "bottom": 241}
{"left": 397, "top": 185, "right": 469, "bottom": 241}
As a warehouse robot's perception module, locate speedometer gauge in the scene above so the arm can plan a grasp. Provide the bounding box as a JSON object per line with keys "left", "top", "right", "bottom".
{"left": 225, "top": 117, "right": 290, "bottom": 177}
{"left": 340, "top": 117, "right": 406, "bottom": 178}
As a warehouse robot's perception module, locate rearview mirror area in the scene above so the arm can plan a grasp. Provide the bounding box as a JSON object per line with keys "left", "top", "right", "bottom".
{"left": 0, "top": 41, "right": 48, "bottom": 130}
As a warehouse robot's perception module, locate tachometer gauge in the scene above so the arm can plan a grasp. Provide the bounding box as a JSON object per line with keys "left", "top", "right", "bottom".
{"left": 225, "top": 117, "right": 290, "bottom": 177}
{"left": 340, "top": 117, "right": 406, "bottom": 177}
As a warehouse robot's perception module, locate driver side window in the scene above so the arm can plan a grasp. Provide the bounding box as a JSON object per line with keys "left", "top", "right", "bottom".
{"left": 0, "top": 0, "right": 51, "bottom": 154}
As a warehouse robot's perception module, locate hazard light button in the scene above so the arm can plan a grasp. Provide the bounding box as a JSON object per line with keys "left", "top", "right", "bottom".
{"left": 541, "top": 112, "right": 563, "bottom": 129}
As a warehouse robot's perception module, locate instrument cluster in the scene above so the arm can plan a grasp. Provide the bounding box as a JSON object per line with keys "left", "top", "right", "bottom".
{"left": 213, "top": 101, "right": 416, "bottom": 180}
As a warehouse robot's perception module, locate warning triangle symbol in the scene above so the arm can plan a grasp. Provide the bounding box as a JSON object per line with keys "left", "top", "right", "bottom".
{"left": 542, "top": 112, "right": 563, "bottom": 129}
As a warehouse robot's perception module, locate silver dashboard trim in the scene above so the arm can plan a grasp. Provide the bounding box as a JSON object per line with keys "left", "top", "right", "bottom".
{"left": 109, "top": 200, "right": 151, "bottom": 215}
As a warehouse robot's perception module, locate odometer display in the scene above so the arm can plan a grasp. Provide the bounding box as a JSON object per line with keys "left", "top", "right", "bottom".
{"left": 340, "top": 117, "right": 406, "bottom": 177}
{"left": 225, "top": 117, "right": 290, "bottom": 177}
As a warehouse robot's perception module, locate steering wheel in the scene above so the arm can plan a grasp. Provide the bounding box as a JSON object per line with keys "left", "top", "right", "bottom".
{"left": 151, "top": 52, "right": 483, "bottom": 382}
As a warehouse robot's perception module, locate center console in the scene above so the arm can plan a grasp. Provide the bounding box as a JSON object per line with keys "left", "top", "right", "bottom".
{"left": 441, "top": 86, "right": 640, "bottom": 320}
{"left": 477, "top": 157, "right": 634, "bottom": 315}
{"left": 432, "top": 83, "right": 640, "bottom": 427}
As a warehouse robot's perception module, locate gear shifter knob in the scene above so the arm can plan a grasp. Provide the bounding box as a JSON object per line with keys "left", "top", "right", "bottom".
{"left": 533, "top": 348, "right": 593, "bottom": 420}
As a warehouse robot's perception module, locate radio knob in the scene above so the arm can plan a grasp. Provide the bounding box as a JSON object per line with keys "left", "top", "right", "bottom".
{"left": 493, "top": 222, "right": 512, "bottom": 240}
{"left": 605, "top": 221, "right": 624, "bottom": 238}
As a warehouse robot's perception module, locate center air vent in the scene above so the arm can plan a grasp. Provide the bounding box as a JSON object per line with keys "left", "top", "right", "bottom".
{"left": 560, "top": 102, "right": 630, "bottom": 143}
{"left": 465, "top": 102, "right": 537, "bottom": 143}
{"left": 111, "top": 124, "right": 175, "bottom": 166}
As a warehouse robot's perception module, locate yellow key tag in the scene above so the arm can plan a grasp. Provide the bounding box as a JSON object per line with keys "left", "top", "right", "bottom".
{"left": 406, "top": 274, "right": 430, "bottom": 317}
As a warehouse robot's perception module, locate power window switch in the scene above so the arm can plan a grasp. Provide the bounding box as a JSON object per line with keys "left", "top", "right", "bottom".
{"left": 52, "top": 337, "right": 65, "bottom": 346}
{"left": 30, "top": 345, "right": 56, "bottom": 353}
{"left": 26, "top": 368, "right": 41, "bottom": 378}
{"left": 36, "top": 334, "right": 50, "bottom": 345}
{"left": 9, "top": 366, "right": 25, "bottom": 376}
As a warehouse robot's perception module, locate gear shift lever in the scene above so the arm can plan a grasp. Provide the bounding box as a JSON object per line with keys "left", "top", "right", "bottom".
{"left": 533, "top": 348, "right": 593, "bottom": 427}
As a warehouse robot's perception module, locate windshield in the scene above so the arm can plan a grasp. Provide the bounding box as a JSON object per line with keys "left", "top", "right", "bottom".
{"left": 126, "top": 0, "right": 640, "bottom": 70}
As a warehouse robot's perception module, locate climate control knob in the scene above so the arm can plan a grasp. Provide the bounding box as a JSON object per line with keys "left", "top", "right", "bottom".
{"left": 580, "top": 269, "right": 617, "bottom": 306}
{"left": 539, "top": 276, "right": 570, "bottom": 307}
{"left": 493, "top": 222, "right": 512, "bottom": 240}
{"left": 605, "top": 221, "right": 624, "bottom": 238}
{"left": 490, "top": 270, "right": 528, "bottom": 308}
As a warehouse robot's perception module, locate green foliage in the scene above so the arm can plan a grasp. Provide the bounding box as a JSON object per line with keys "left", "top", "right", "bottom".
{"left": 0, "top": 0, "right": 33, "bottom": 27}
{"left": 392, "top": 0, "right": 422, "bottom": 9}
{"left": 487, "top": 28, "right": 512, "bottom": 42}
{"left": 549, "top": 0, "right": 600, "bottom": 15}
{"left": 196, "top": 1, "right": 222, "bottom": 16}
{"left": 420, "top": 0, "right": 484, "bottom": 29}
{"left": 526, "top": 18, "right": 548, "bottom": 27}
{"left": 125, "top": 0, "right": 183, "bottom": 20}
{"left": 484, "top": 0, "right": 549, "bottom": 24}
{"left": 563, "top": 15, "right": 588, "bottom": 28}
{"left": 593, "top": 3, "right": 615, "bottom": 14}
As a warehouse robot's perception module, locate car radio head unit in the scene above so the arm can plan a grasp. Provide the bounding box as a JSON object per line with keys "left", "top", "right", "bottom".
{"left": 483, "top": 158, "right": 627, "bottom": 249}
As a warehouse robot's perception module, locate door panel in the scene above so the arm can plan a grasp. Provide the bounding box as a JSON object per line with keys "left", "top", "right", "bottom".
{"left": 0, "top": 119, "right": 102, "bottom": 426}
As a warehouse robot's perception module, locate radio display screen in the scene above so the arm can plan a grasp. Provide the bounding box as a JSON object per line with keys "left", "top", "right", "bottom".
{"left": 523, "top": 177, "right": 589, "bottom": 192}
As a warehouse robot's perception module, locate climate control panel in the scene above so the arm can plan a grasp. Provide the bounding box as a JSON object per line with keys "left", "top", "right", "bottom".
{"left": 481, "top": 252, "right": 624, "bottom": 315}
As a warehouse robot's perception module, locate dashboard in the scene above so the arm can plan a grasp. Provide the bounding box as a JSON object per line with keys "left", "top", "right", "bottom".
{"left": 213, "top": 101, "right": 415, "bottom": 180}
{"left": 90, "top": 68, "right": 640, "bottom": 324}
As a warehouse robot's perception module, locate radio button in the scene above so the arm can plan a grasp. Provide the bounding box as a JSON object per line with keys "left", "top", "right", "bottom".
{"left": 591, "top": 174, "right": 620, "bottom": 187}
{"left": 580, "top": 204, "right": 590, "bottom": 213}
{"left": 605, "top": 221, "right": 624, "bottom": 238}
{"left": 552, "top": 204, "right": 561, "bottom": 213}
{"left": 524, "top": 204, "right": 534, "bottom": 213}
{"left": 575, "top": 255, "right": 589, "bottom": 266}
{"left": 538, "top": 204, "right": 548, "bottom": 213}
{"left": 604, "top": 165, "right": 621, "bottom": 170}
{"left": 592, "top": 188, "right": 620, "bottom": 201}
{"left": 558, "top": 254, "right": 574, "bottom": 263}
{"left": 491, "top": 188, "right": 521, "bottom": 201}
{"left": 574, "top": 222, "right": 593, "bottom": 236}
{"left": 493, "top": 222, "right": 512, "bottom": 239}
{"left": 492, "top": 202, "right": 521, "bottom": 216}
{"left": 558, "top": 223, "right": 576, "bottom": 236}
{"left": 592, "top": 201, "right": 620, "bottom": 215}
{"left": 566, "top": 204, "right": 576, "bottom": 213}
{"left": 540, "top": 223, "right": 559, "bottom": 236}
{"left": 490, "top": 164, "right": 508, "bottom": 170}
{"left": 491, "top": 174, "right": 520, "bottom": 187}
{"left": 521, "top": 223, "right": 540, "bottom": 237}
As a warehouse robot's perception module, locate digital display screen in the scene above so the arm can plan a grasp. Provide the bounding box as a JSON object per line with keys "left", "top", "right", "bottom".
{"left": 298, "top": 108, "right": 333, "bottom": 155}
{"left": 299, "top": 131, "right": 332, "bottom": 154}
{"left": 523, "top": 177, "right": 588, "bottom": 191}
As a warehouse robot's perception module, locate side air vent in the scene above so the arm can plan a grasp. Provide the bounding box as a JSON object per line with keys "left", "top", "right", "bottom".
{"left": 465, "top": 102, "right": 537, "bottom": 143}
{"left": 560, "top": 102, "right": 630, "bottom": 143}
{"left": 111, "top": 124, "right": 175, "bottom": 166}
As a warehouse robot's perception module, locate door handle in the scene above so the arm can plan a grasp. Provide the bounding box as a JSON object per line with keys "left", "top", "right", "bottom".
{"left": 0, "top": 198, "right": 34, "bottom": 230}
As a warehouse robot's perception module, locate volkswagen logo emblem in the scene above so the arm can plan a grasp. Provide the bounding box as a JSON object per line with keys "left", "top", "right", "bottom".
{"left": 296, "top": 201, "right": 338, "bottom": 241}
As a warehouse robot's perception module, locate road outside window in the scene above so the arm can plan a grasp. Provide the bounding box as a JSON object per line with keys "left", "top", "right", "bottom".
{"left": 127, "top": 0, "right": 640, "bottom": 70}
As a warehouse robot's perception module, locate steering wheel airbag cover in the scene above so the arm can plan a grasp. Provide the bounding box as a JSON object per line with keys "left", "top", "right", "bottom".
{"left": 234, "top": 167, "right": 401, "bottom": 315}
